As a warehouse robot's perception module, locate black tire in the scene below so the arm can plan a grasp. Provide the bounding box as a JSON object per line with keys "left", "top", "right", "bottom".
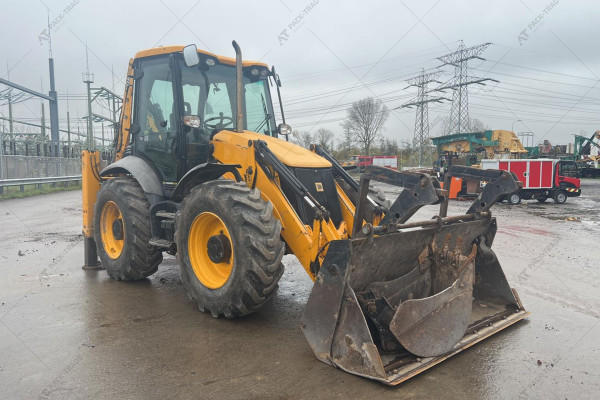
{"left": 553, "top": 190, "right": 567, "bottom": 204}
{"left": 508, "top": 192, "right": 521, "bottom": 205}
{"left": 175, "top": 180, "right": 285, "bottom": 318}
{"left": 536, "top": 197, "right": 547, "bottom": 203}
{"left": 94, "top": 178, "right": 162, "bottom": 280}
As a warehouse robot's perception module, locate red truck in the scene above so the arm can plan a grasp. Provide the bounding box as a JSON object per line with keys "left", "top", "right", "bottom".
{"left": 357, "top": 155, "right": 398, "bottom": 171}
{"left": 481, "top": 158, "right": 581, "bottom": 204}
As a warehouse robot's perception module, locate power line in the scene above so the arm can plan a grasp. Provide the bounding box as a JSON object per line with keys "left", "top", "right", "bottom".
{"left": 435, "top": 41, "right": 497, "bottom": 135}
{"left": 399, "top": 69, "right": 448, "bottom": 166}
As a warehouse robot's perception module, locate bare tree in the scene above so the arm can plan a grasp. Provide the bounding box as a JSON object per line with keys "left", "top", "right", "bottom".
{"left": 438, "top": 115, "right": 488, "bottom": 135}
{"left": 342, "top": 97, "right": 389, "bottom": 156}
{"left": 438, "top": 115, "right": 452, "bottom": 136}
{"left": 289, "top": 130, "right": 302, "bottom": 145}
{"left": 379, "top": 137, "right": 399, "bottom": 155}
{"left": 471, "top": 118, "right": 488, "bottom": 132}
{"left": 314, "top": 128, "right": 334, "bottom": 152}
{"left": 290, "top": 130, "right": 314, "bottom": 148}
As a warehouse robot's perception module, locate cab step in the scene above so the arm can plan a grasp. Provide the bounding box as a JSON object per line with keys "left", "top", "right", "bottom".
{"left": 149, "top": 238, "right": 175, "bottom": 249}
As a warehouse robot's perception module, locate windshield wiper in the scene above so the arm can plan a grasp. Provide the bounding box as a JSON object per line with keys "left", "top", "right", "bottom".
{"left": 253, "top": 94, "right": 271, "bottom": 133}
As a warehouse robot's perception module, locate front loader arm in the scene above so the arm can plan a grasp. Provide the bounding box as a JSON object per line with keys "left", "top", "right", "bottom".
{"left": 211, "top": 132, "right": 351, "bottom": 280}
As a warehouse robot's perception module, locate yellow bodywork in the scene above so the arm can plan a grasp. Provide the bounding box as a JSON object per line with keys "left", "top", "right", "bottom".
{"left": 81, "top": 150, "right": 102, "bottom": 240}
{"left": 211, "top": 130, "right": 351, "bottom": 278}
{"left": 80, "top": 45, "right": 530, "bottom": 386}
{"left": 134, "top": 46, "right": 268, "bottom": 69}
{"left": 82, "top": 45, "right": 356, "bottom": 280}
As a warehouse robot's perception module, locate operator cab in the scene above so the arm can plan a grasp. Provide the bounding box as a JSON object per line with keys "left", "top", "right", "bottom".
{"left": 130, "top": 45, "right": 284, "bottom": 184}
{"left": 557, "top": 160, "right": 579, "bottom": 178}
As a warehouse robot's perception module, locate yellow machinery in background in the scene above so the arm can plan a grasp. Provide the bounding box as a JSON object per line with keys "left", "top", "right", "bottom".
{"left": 81, "top": 42, "right": 528, "bottom": 385}
{"left": 433, "top": 130, "right": 528, "bottom": 159}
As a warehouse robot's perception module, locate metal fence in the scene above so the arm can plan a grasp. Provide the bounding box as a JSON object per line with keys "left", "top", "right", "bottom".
{"left": 0, "top": 155, "right": 80, "bottom": 180}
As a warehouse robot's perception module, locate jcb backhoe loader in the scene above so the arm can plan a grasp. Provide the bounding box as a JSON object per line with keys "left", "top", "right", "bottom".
{"left": 81, "top": 42, "right": 529, "bottom": 385}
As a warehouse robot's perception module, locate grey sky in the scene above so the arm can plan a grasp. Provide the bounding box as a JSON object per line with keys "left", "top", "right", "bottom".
{"left": 1, "top": 0, "right": 599, "bottom": 147}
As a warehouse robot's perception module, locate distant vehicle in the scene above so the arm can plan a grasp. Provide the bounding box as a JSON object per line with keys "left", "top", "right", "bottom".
{"left": 481, "top": 158, "right": 581, "bottom": 204}
{"left": 357, "top": 155, "right": 398, "bottom": 171}
{"left": 340, "top": 154, "right": 360, "bottom": 170}
{"left": 572, "top": 130, "right": 600, "bottom": 178}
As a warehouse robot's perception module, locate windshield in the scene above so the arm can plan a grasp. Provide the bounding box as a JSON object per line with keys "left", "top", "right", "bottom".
{"left": 559, "top": 161, "right": 579, "bottom": 178}
{"left": 180, "top": 62, "right": 277, "bottom": 136}
{"left": 132, "top": 56, "right": 279, "bottom": 181}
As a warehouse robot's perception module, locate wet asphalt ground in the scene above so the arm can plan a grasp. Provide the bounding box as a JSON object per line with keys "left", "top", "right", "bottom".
{"left": 1, "top": 180, "right": 599, "bottom": 399}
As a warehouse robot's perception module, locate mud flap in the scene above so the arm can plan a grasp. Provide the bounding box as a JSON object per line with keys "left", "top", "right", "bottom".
{"left": 301, "top": 215, "right": 529, "bottom": 385}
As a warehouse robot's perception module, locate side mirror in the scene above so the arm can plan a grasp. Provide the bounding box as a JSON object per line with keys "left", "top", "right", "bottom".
{"left": 278, "top": 123, "right": 292, "bottom": 136}
{"left": 183, "top": 44, "right": 200, "bottom": 67}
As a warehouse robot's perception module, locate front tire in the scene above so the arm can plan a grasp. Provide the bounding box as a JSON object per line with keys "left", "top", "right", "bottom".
{"left": 94, "top": 178, "right": 162, "bottom": 280}
{"left": 175, "top": 180, "right": 285, "bottom": 318}
{"left": 553, "top": 190, "right": 567, "bottom": 204}
{"left": 508, "top": 192, "right": 521, "bottom": 205}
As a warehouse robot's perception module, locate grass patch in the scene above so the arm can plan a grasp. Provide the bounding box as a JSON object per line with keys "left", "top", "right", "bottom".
{"left": 0, "top": 182, "right": 81, "bottom": 200}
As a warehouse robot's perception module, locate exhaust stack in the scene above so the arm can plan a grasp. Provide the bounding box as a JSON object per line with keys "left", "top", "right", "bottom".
{"left": 232, "top": 40, "right": 244, "bottom": 133}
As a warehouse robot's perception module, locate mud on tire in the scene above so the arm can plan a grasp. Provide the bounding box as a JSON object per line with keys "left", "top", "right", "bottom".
{"left": 175, "top": 180, "right": 285, "bottom": 318}
{"left": 94, "top": 177, "right": 163, "bottom": 280}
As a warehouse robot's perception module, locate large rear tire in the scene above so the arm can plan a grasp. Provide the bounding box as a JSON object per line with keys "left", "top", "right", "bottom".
{"left": 175, "top": 180, "right": 285, "bottom": 318}
{"left": 94, "top": 178, "right": 163, "bottom": 280}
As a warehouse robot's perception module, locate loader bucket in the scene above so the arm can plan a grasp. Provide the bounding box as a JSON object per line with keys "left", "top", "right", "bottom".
{"left": 302, "top": 168, "right": 529, "bottom": 385}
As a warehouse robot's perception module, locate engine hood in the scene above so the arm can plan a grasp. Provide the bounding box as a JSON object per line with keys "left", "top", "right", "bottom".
{"left": 213, "top": 130, "right": 331, "bottom": 169}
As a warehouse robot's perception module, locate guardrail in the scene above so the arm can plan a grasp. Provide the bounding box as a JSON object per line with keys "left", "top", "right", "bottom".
{"left": 0, "top": 155, "right": 81, "bottom": 180}
{"left": 0, "top": 175, "right": 82, "bottom": 195}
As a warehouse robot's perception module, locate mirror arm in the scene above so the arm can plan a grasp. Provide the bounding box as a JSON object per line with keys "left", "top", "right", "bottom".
{"left": 272, "top": 66, "right": 287, "bottom": 140}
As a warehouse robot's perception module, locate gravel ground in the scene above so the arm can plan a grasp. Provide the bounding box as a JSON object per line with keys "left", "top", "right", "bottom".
{"left": 0, "top": 179, "right": 598, "bottom": 399}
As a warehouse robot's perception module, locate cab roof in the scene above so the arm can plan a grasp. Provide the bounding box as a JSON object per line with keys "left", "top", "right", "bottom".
{"left": 133, "top": 46, "right": 269, "bottom": 68}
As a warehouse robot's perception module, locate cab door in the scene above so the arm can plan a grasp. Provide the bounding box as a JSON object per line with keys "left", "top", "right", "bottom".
{"left": 133, "top": 57, "right": 180, "bottom": 183}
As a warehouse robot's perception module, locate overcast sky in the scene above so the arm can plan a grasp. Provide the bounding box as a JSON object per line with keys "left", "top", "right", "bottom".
{"left": 1, "top": 0, "right": 599, "bottom": 148}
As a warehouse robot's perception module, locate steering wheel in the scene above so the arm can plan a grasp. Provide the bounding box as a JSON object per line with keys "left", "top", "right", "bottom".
{"left": 204, "top": 112, "right": 234, "bottom": 131}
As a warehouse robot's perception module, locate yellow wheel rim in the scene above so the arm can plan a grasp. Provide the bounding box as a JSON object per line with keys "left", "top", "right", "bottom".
{"left": 100, "top": 201, "right": 125, "bottom": 259}
{"left": 188, "top": 212, "right": 234, "bottom": 289}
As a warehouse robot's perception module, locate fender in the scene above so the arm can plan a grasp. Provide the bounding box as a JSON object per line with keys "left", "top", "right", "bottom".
{"left": 100, "top": 156, "right": 166, "bottom": 205}
{"left": 170, "top": 162, "right": 242, "bottom": 202}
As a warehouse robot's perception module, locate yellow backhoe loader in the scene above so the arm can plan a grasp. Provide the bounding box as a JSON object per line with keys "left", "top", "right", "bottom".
{"left": 81, "top": 42, "right": 529, "bottom": 385}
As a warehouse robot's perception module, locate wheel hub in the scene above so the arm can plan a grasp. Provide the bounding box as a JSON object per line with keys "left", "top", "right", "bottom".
{"left": 207, "top": 232, "right": 232, "bottom": 264}
{"left": 188, "top": 211, "right": 235, "bottom": 289}
{"left": 100, "top": 200, "right": 125, "bottom": 259}
{"left": 112, "top": 219, "right": 124, "bottom": 240}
